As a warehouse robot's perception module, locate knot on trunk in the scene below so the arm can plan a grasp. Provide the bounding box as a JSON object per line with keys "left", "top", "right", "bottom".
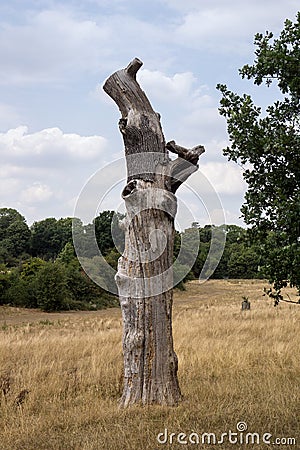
{"left": 122, "top": 181, "right": 177, "bottom": 220}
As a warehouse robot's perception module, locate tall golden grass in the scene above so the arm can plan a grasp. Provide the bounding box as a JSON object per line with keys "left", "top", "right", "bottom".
{"left": 0, "top": 280, "right": 299, "bottom": 449}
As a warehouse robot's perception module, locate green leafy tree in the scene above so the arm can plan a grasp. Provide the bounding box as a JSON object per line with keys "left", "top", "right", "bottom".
{"left": 56, "top": 243, "right": 118, "bottom": 310}
{"left": 72, "top": 220, "right": 98, "bottom": 258}
{"left": 20, "top": 258, "right": 46, "bottom": 279}
{"left": 31, "top": 217, "right": 73, "bottom": 259}
{"left": 3, "top": 258, "right": 46, "bottom": 308}
{"left": 56, "top": 242, "right": 77, "bottom": 266}
{"left": 225, "top": 225, "right": 246, "bottom": 245}
{"left": 227, "top": 244, "right": 261, "bottom": 279}
{"left": 1, "top": 269, "right": 28, "bottom": 307}
{"left": 174, "top": 226, "right": 204, "bottom": 281}
{"left": 0, "top": 208, "right": 31, "bottom": 264}
{"left": 94, "top": 210, "right": 124, "bottom": 256}
{"left": 56, "top": 244, "right": 96, "bottom": 308}
{"left": 199, "top": 225, "right": 213, "bottom": 243}
{"left": 35, "top": 262, "right": 68, "bottom": 312}
{"left": 217, "top": 13, "right": 300, "bottom": 300}
{"left": 0, "top": 264, "right": 11, "bottom": 304}
{"left": 104, "top": 247, "right": 121, "bottom": 271}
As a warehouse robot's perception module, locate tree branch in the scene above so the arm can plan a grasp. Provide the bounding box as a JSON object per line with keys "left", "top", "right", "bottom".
{"left": 166, "top": 140, "right": 205, "bottom": 164}
{"left": 166, "top": 141, "right": 205, "bottom": 193}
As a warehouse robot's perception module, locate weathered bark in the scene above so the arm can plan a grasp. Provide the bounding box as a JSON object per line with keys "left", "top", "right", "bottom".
{"left": 103, "top": 58, "right": 205, "bottom": 407}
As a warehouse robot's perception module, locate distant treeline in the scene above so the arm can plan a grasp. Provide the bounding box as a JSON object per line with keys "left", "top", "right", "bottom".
{"left": 0, "top": 208, "right": 266, "bottom": 312}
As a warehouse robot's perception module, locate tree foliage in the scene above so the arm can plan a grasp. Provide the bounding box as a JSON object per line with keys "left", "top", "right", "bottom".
{"left": 35, "top": 262, "right": 68, "bottom": 312}
{"left": 0, "top": 210, "right": 119, "bottom": 311}
{"left": 31, "top": 217, "right": 73, "bottom": 259}
{"left": 217, "top": 13, "right": 300, "bottom": 300}
{"left": 0, "top": 206, "right": 267, "bottom": 310}
{"left": 0, "top": 208, "right": 31, "bottom": 264}
{"left": 94, "top": 210, "right": 125, "bottom": 255}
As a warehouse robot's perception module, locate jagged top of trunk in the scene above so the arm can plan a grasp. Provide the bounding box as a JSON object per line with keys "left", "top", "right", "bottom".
{"left": 103, "top": 58, "right": 155, "bottom": 119}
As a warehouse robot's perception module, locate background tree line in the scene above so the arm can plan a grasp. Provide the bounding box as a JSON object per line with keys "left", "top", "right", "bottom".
{"left": 0, "top": 208, "right": 120, "bottom": 312}
{"left": 0, "top": 207, "right": 268, "bottom": 312}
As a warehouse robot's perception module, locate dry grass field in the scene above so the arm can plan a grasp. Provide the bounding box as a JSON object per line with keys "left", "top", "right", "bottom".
{"left": 0, "top": 279, "right": 299, "bottom": 450}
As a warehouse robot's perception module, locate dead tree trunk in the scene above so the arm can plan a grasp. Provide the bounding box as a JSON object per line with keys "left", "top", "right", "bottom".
{"left": 103, "top": 58, "right": 205, "bottom": 407}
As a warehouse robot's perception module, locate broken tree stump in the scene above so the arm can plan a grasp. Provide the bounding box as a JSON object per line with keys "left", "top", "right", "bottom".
{"left": 103, "top": 58, "right": 205, "bottom": 407}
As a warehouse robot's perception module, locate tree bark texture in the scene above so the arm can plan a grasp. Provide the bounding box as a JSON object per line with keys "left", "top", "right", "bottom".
{"left": 103, "top": 58, "right": 205, "bottom": 407}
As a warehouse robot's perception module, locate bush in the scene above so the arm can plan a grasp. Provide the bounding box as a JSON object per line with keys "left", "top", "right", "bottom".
{"left": 0, "top": 265, "right": 11, "bottom": 304}
{"left": 35, "top": 262, "right": 69, "bottom": 312}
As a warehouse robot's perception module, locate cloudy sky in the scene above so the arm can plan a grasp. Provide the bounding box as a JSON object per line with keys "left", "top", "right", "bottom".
{"left": 1, "top": 0, "right": 299, "bottom": 227}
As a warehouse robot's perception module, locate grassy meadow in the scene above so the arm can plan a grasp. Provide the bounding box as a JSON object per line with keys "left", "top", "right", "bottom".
{"left": 0, "top": 279, "right": 299, "bottom": 449}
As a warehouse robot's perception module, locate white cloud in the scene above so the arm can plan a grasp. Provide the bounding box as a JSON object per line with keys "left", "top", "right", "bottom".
{"left": 173, "top": 161, "right": 247, "bottom": 227}
{"left": 161, "top": 0, "right": 300, "bottom": 55}
{"left": 137, "top": 68, "right": 224, "bottom": 145}
{"left": 200, "top": 162, "right": 246, "bottom": 195}
{"left": 178, "top": 108, "right": 227, "bottom": 148}
{"left": 0, "top": 177, "right": 20, "bottom": 199}
{"left": 0, "top": 126, "right": 108, "bottom": 224}
{"left": 0, "top": 126, "right": 107, "bottom": 166}
{"left": 182, "top": 160, "right": 246, "bottom": 199}
{"left": 0, "top": 7, "right": 170, "bottom": 87}
{"left": 0, "top": 9, "right": 112, "bottom": 85}
{"left": 165, "top": 0, "right": 299, "bottom": 35}
{"left": 0, "top": 0, "right": 298, "bottom": 88}
{"left": 20, "top": 183, "right": 53, "bottom": 204}
{"left": 138, "top": 69, "right": 200, "bottom": 102}
{"left": 224, "top": 209, "right": 245, "bottom": 226}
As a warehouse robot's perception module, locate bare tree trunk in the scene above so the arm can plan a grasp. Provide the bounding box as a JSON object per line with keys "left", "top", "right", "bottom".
{"left": 103, "top": 58, "right": 205, "bottom": 407}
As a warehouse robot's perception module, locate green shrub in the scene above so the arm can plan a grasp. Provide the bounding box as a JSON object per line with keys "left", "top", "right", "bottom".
{"left": 35, "top": 262, "right": 68, "bottom": 312}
